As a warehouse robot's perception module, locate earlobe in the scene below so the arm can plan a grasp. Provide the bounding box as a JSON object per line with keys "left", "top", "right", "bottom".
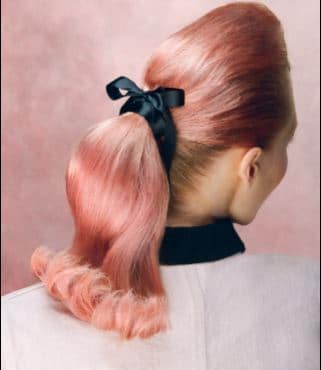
{"left": 238, "top": 147, "right": 262, "bottom": 186}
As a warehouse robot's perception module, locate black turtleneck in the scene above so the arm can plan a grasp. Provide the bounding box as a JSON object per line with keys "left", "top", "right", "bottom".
{"left": 159, "top": 217, "right": 246, "bottom": 265}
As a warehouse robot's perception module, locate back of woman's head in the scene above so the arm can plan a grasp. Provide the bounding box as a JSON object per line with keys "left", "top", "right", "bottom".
{"left": 31, "top": 2, "right": 294, "bottom": 340}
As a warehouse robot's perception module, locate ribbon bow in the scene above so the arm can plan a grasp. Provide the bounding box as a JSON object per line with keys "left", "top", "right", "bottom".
{"left": 105, "top": 76, "right": 185, "bottom": 178}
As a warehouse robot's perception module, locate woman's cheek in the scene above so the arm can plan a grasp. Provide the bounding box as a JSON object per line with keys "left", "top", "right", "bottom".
{"left": 276, "top": 149, "right": 288, "bottom": 185}
{"left": 268, "top": 149, "right": 288, "bottom": 191}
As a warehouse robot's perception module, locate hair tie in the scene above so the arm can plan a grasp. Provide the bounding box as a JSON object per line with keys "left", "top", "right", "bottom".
{"left": 105, "top": 76, "right": 185, "bottom": 180}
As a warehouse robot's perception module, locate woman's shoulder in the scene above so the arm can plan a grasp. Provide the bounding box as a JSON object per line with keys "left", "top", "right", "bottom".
{"left": 1, "top": 281, "right": 112, "bottom": 336}
{"left": 196, "top": 252, "right": 319, "bottom": 302}
{"left": 2, "top": 282, "right": 45, "bottom": 303}
{"left": 194, "top": 253, "right": 320, "bottom": 370}
{"left": 192, "top": 252, "right": 320, "bottom": 341}
{"left": 235, "top": 252, "right": 319, "bottom": 281}
{"left": 1, "top": 282, "right": 121, "bottom": 370}
{"left": 2, "top": 282, "right": 49, "bottom": 325}
{"left": 235, "top": 252, "right": 319, "bottom": 296}
{"left": 195, "top": 251, "right": 319, "bottom": 282}
{"left": 240, "top": 251, "right": 320, "bottom": 272}
{"left": 1, "top": 282, "right": 60, "bottom": 321}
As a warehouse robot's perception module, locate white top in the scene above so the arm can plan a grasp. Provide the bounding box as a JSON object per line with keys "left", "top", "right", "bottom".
{"left": 1, "top": 252, "right": 320, "bottom": 370}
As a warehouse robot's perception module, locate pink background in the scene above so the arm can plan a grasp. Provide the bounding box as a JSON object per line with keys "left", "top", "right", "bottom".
{"left": 1, "top": 0, "right": 320, "bottom": 294}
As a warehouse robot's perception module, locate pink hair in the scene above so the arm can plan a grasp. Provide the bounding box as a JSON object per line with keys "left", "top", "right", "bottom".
{"left": 31, "top": 2, "right": 294, "bottom": 340}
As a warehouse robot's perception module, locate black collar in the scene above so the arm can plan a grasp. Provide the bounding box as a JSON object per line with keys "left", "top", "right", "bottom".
{"left": 159, "top": 217, "right": 246, "bottom": 265}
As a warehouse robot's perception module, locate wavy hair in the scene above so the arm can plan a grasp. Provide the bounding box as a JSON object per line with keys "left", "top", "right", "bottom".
{"left": 31, "top": 2, "right": 294, "bottom": 340}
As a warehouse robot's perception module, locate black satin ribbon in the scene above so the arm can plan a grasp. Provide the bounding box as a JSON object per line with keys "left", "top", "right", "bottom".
{"left": 106, "top": 76, "right": 185, "bottom": 178}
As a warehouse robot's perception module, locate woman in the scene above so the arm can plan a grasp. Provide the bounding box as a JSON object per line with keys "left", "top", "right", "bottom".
{"left": 2, "top": 2, "right": 319, "bottom": 370}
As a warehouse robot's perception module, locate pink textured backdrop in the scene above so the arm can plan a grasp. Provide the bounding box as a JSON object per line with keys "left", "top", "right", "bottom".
{"left": 1, "top": 0, "right": 320, "bottom": 294}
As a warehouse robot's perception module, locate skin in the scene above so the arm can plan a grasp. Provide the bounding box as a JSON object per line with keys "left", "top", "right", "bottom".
{"left": 166, "top": 87, "right": 298, "bottom": 227}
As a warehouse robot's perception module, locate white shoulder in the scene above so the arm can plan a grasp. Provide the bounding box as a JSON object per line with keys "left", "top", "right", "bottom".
{"left": 212, "top": 252, "right": 320, "bottom": 314}
{"left": 198, "top": 252, "right": 319, "bottom": 295}
{"left": 1, "top": 282, "right": 120, "bottom": 370}
{"left": 197, "top": 253, "right": 320, "bottom": 370}
{"left": 1, "top": 282, "right": 53, "bottom": 319}
{"left": 242, "top": 253, "right": 319, "bottom": 301}
{"left": 1, "top": 283, "right": 47, "bottom": 370}
{"left": 245, "top": 253, "right": 320, "bottom": 368}
{"left": 241, "top": 252, "right": 319, "bottom": 282}
{"left": 2, "top": 282, "right": 45, "bottom": 302}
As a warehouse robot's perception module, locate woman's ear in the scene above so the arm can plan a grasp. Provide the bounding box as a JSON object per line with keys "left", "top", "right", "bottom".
{"left": 238, "top": 147, "right": 263, "bottom": 186}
